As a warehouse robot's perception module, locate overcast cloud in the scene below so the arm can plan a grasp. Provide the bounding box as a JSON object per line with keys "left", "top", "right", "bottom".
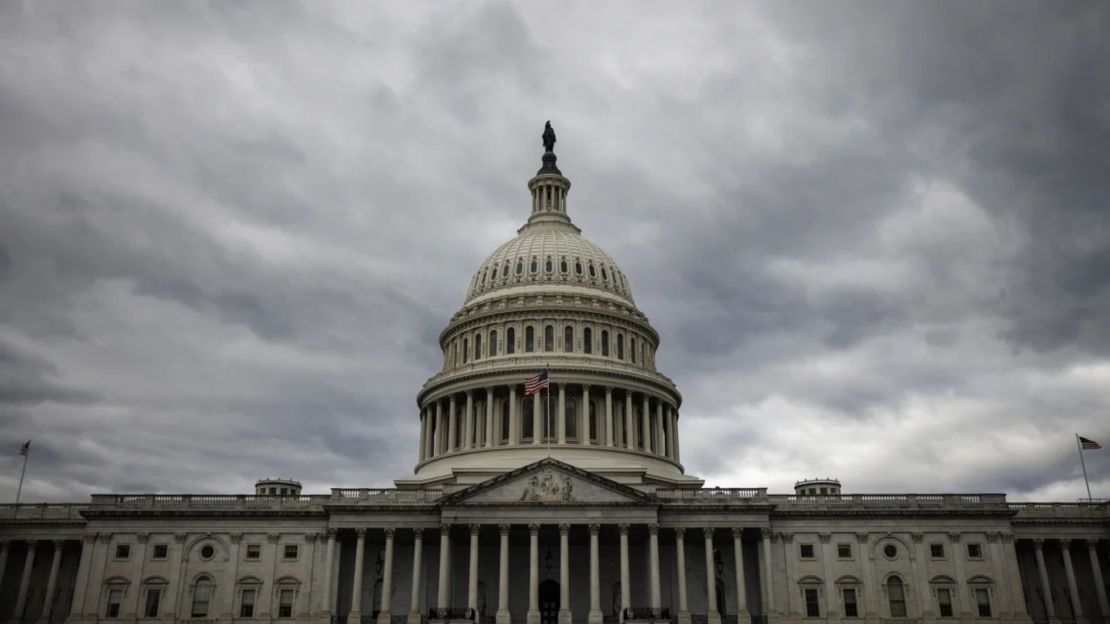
{"left": 1, "top": 1, "right": 1108, "bottom": 502}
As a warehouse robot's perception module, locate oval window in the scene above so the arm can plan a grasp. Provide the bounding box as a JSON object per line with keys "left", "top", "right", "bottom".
{"left": 200, "top": 544, "right": 215, "bottom": 560}
{"left": 883, "top": 544, "right": 897, "bottom": 559}
{"left": 588, "top": 263, "right": 596, "bottom": 278}
{"left": 575, "top": 260, "right": 583, "bottom": 275}
{"left": 515, "top": 260, "right": 524, "bottom": 275}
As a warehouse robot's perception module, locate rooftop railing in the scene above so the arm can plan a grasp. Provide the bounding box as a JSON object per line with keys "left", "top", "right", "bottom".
{"left": 1009, "top": 501, "right": 1109, "bottom": 519}
{"left": 656, "top": 488, "right": 767, "bottom": 501}
{"left": 654, "top": 490, "right": 1009, "bottom": 509}
{"left": 0, "top": 503, "right": 90, "bottom": 520}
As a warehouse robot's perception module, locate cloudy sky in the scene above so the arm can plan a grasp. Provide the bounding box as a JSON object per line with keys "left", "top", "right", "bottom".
{"left": 2, "top": 1, "right": 1108, "bottom": 503}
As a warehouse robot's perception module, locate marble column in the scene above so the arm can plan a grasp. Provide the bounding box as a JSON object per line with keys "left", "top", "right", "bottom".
{"left": 1003, "top": 534, "right": 1030, "bottom": 620}
{"left": 649, "top": 525, "right": 661, "bottom": 611}
{"left": 1084, "top": 540, "right": 1110, "bottom": 622}
{"left": 219, "top": 533, "right": 238, "bottom": 621}
{"left": 987, "top": 533, "right": 1014, "bottom": 619}
{"left": 435, "top": 401, "right": 444, "bottom": 456}
{"left": 557, "top": 384, "right": 567, "bottom": 444}
{"left": 950, "top": 533, "right": 971, "bottom": 618}
{"left": 349, "top": 529, "right": 367, "bottom": 624}
{"left": 528, "top": 525, "right": 540, "bottom": 624}
{"left": 733, "top": 528, "right": 749, "bottom": 618}
{"left": 641, "top": 395, "right": 651, "bottom": 452}
{"left": 589, "top": 525, "right": 602, "bottom": 624}
{"left": 532, "top": 391, "right": 542, "bottom": 445}
{"left": 655, "top": 402, "right": 665, "bottom": 456}
{"left": 705, "top": 529, "right": 721, "bottom": 624}
{"left": 486, "top": 388, "right": 496, "bottom": 447}
{"left": 820, "top": 534, "right": 837, "bottom": 619}
{"left": 323, "top": 530, "right": 337, "bottom": 616}
{"left": 676, "top": 529, "right": 690, "bottom": 624}
{"left": 582, "top": 385, "right": 591, "bottom": 444}
{"left": 624, "top": 394, "right": 634, "bottom": 449}
{"left": 378, "top": 529, "right": 396, "bottom": 624}
{"left": 761, "top": 529, "right": 775, "bottom": 615}
{"left": 912, "top": 533, "right": 933, "bottom": 620}
{"left": 1033, "top": 539, "right": 1058, "bottom": 622}
{"left": 663, "top": 411, "right": 674, "bottom": 459}
{"left": 619, "top": 525, "right": 631, "bottom": 616}
{"left": 468, "top": 526, "right": 480, "bottom": 617}
{"left": 448, "top": 395, "right": 458, "bottom": 451}
{"left": 408, "top": 529, "right": 424, "bottom": 624}
{"left": 605, "top": 388, "right": 614, "bottom": 447}
{"left": 673, "top": 410, "right": 681, "bottom": 463}
{"left": 464, "top": 391, "right": 474, "bottom": 449}
{"left": 497, "top": 526, "right": 511, "bottom": 624}
{"left": 857, "top": 533, "right": 877, "bottom": 620}
{"left": 1061, "top": 540, "right": 1086, "bottom": 624}
{"left": 164, "top": 533, "right": 186, "bottom": 620}
{"left": 559, "top": 525, "right": 571, "bottom": 624}
{"left": 13, "top": 540, "right": 38, "bottom": 624}
{"left": 438, "top": 526, "right": 452, "bottom": 613}
{"left": 38, "top": 540, "right": 64, "bottom": 623}
{"left": 509, "top": 386, "right": 519, "bottom": 445}
{"left": 419, "top": 410, "right": 428, "bottom": 462}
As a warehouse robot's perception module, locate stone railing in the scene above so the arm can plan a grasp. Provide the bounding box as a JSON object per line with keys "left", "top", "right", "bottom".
{"left": 330, "top": 489, "right": 442, "bottom": 503}
{"left": 1009, "top": 501, "right": 1110, "bottom": 520}
{"left": 656, "top": 488, "right": 767, "bottom": 501}
{"left": 89, "top": 494, "right": 332, "bottom": 509}
{"left": 771, "top": 493, "right": 1008, "bottom": 509}
{"left": 0, "top": 503, "right": 90, "bottom": 520}
{"left": 422, "top": 354, "right": 678, "bottom": 393}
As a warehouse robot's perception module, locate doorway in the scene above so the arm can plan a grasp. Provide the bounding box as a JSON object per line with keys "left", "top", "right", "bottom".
{"left": 539, "top": 579, "right": 560, "bottom": 624}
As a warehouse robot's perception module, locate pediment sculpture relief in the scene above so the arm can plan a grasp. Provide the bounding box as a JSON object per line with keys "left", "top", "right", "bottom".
{"left": 520, "top": 469, "right": 574, "bottom": 502}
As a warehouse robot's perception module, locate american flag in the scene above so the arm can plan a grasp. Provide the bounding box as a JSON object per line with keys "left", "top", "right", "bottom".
{"left": 1079, "top": 436, "right": 1102, "bottom": 450}
{"left": 19, "top": 440, "right": 30, "bottom": 456}
{"left": 524, "top": 371, "right": 549, "bottom": 396}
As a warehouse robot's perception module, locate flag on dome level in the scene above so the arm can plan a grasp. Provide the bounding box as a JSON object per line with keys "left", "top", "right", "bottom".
{"left": 1079, "top": 436, "right": 1102, "bottom": 450}
{"left": 524, "top": 371, "right": 549, "bottom": 396}
{"left": 19, "top": 440, "right": 30, "bottom": 456}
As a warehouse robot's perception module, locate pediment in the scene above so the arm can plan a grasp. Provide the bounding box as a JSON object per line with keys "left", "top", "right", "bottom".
{"left": 442, "top": 459, "right": 652, "bottom": 505}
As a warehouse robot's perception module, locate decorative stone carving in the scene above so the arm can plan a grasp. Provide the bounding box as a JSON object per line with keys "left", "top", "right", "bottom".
{"left": 499, "top": 525, "right": 511, "bottom": 536}
{"left": 948, "top": 532, "right": 961, "bottom": 543}
{"left": 856, "top": 533, "right": 868, "bottom": 544}
{"left": 732, "top": 527, "right": 743, "bottom": 538}
{"left": 229, "top": 533, "right": 242, "bottom": 543}
{"left": 819, "top": 533, "right": 831, "bottom": 543}
{"left": 174, "top": 533, "right": 187, "bottom": 543}
{"left": 911, "top": 533, "right": 924, "bottom": 543}
{"left": 268, "top": 532, "right": 281, "bottom": 542}
{"left": 589, "top": 524, "right": 600, "bottom": 535}
{"left": 520, "top": 470, "right": 574, "bottom": 502}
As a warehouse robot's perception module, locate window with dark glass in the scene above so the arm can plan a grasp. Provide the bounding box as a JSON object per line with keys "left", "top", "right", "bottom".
{"left": 144, "top": 587, "right": 162, "bottom": 618}
{"left": 152, "top": 544, "right": 168, "bottom": 560}
{"left": 967, "top": 544, "right": 983, "bottom": 559}
{"left": 106, "top": 589, "right": 124, "bottom": 618}
{"left": 564, "top": 326, "right": 574, "bottom": 352}
{"left": 887, "top": 577, "right": 907, "bottom": 617}
{"left": 805, "top": 588, "right": 820, "bottom": 617}
{"left": 525, "top": 326, "right": 535, "bottom": 352}
{"left": 530, "top": 257, "right": 538, "bottom": 273}
{"left": 930, "top": 543, "right": 945, "bottom": 558}
{"left": 507, "top": 328, "right": 516, "bottom": 354}
{"left": 560, "top": 257, "right": 568, "bottom": 273}
{"left": 544, "top": 325, "right": 554, "bottom": 352}
{"left": 937, "top": 588, "right": 954, "bottom": 617}
{"left": 462, "top": 338, "right": 469, "bottom": 363}
{"left": 843, "top": 588, "right": 858, "bottom": 618}
{"left": 515, "top": 260, "right": 523, "bottom": 275}
{"left": 575, "top": 260, "right": 583, "bottom": 274}
{"left": 474, "top": 334, "right": 482, "bottom": 360}
{"left": 240, "top": 588, "right": 257, "bottom": 617}
{"left": 838, "top": 543, "right": 852, "bottom": 559}
{"left": 490, "top": 266, "right": 497, "bottom": 280}
{"left": 617, "top": 333, "right": 624, "bottom": 360}
{"left": 565, "top": 398, "right": 578, "bottom": 439}
{"left": 503, "top": 261, "right": 510, "bottom": 277}
{"left": 630, "top": 339, "right": 636, "bottom": 363}
{"left": 278, "top": 589, "right": 295, "bottom": 618}
{"left": 800, "top": 544, "right": 815, "bottom": 559}
{"left": 490, "top": 330, "right": 498, "bottom": 356}
{"left": 523, "top": 401, "right": 534, "bottom": 440}
{"left": 601, "top": 330, "right": 609, "bottom": 356}
{"left": 588, "top": 262, "right": 596, "bottom": 278}
{"left": 883, "top": 544, "right": 898, "bottom": 559}
{"left": 545, "top": 256, "right": 553, "bottom": 272}
{"left": 500, "top": 400, "right": 510, "bottom": 441}
{"left": 975, "top": 589, "right": 991, "bottom": 617}
{"left": 583, "top": 327, "right": 593, "bottom": 354}
{"left": 115, "top": 544, "right": 130, "bottom": 560}
{"left": 283, "top": 544, "right": 298, "bottom": 560}
{"left": 192, "top": 577, "right": 213, "bottom": 617}
{"left": 601, "top": 266, "right": 608, "bottom": 281}
{"left": 246, "top": 544, "right": 261, "bottom": 560}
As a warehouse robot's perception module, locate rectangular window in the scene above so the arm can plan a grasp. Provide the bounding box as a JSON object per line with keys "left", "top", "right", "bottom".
{"left": 246, "top": 544, "right": 261, "bottom": 560}
{"left": 930, "top": 543, "right": 945, "bottom": 559}
{"left": 240, "top": 588, "right": 257, "bottom": 617}
{"left": 115, "top": 544, "right": 131, "bottom": 560}
{"left": 278, "top": 589, "right": 295, "bottom": 618}
{"left": 975, "top": 588, "right": 991, "bottom": 617}
{"left": 800, "top": 543, "right": 815, "bottom": 559}
{"left": 144, "top": 588, "right": 162, "bottom": 618}
{"left": 283, "top": 544, "right": 298, "bottom": 560}
{"left": 843, "top": 588, "right": 859, "bottom": 618}
{"left": 151, "top": 544, "right": 168, "bottom": 560}
{"left": 967, "top": 543, "right": 984, "bottom": 559}
{"left": 804, "top": 588, "right": 820, "bottom": 617}
{"left": 937, "top": 588, "right": 954, "bottom": 618}
{"left": 106, "top": 589, "right": 124, "bottom": 618}
{"left": 837, "top": 543, "right": 852, "bottom": 559}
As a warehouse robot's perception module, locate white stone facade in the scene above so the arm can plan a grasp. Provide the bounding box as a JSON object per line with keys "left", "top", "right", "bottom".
{"left": 2, "top": 133, "right": 1109, "bottom": 624}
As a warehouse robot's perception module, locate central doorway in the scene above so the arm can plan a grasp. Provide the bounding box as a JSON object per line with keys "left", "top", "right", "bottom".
{"left": 539, "top": 579, "right": 560, "bottom": 624}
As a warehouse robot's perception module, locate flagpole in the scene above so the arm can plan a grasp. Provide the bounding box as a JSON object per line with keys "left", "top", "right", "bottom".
{"left": 15, "top": 449, "right": 29, "bottom": 505}
{"left": 1076, "top": 433, "right": 1093, "bottom": 501}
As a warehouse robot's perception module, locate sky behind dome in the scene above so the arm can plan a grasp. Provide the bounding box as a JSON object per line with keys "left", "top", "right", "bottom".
{"left": 1, "top": 1, "right": 1109, "bottom": 502}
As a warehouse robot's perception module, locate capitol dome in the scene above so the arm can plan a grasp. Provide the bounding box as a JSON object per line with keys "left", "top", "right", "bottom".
{"left": 398, "top": 125, "right": 700, "bottom": 489}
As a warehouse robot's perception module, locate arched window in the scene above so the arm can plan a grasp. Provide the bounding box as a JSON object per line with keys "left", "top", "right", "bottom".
{"left": 474, "top": 334, "right": 482, "bottom": 360}
{"left": 545, "top": 256, "right": 553, "bottom": 272}
{"left": 530, "top": 257, "right": 538, "bottom": 273}
{"left": 565, "top": 397, "right": 578, "bottom": 440}
{"left": 515, "top": 259, "right": 524, "bottom": 275}
{"left": 575, "top": 259, "right": 583, "bottom": 275}
{"left": 887, "top": 576, "right": 907, "bottom": 617}
{"left": 588, "top": 262, "right": 596, "bottom": 278}
{"left": 479, "top": 271, "right": 486, "bottom": 286}
{"left": 564, "top": 326, "right": 574, "bottom": 352}
{"left": 503, "top": 260, "right": 510, "bottom": 278}
{"left": 192, "top": 576, "right": 214, "bottom": 617}
{"left": 630, "top": 339, "right": 636, "bottom": 363}
{"left": 506, "top": 328, "right": 516, "bottom": 354}
{"left": 583, "top": 327, "right": 592, "bottom": 354}
{"left": 500, "top": 400, "right": 510, "bottom": 441}
{"left": 560, "top": 256, "right": 568, "bottom": 273}
{"left": 525, "top": 326, "right": 535, "bottom": 352}
{"left": 522, "top": 400, "right": 534, "bottom": 440}
{"left": 491, "top": 266, "right": 498, "bottom": 280}
{"left": 462, "top": 338, "right": 469, "bottom": 364}
{"left": 601, "top": 330, "right": 610, "bottom": 356}
{"left": 544, "top": 325, "right": 554, "bottom": 352}
{"left": 490, "top": 330, "right": 498, "bottom": 356}
{"left": 601, "top": 266, "right": 608, "bottom": 281}
{"left": 617, "top": 333, "right": 624, "bottom": 360}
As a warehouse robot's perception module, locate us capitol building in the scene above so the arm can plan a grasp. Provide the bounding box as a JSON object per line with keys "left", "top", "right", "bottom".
{"left": 1, "top": 126, "right": 1108, "bottom": 624}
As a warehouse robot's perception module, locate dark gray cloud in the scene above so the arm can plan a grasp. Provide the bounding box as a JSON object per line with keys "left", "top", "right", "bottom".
{"left": 0, "top": 1, "right": 1108, "bottom": 502}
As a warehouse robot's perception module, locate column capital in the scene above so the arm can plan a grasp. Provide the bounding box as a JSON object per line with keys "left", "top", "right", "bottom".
{"left": 910, "top": 532, "right": 924, "bottom": 543}
{"left": 228, "top": 533, "right": 242, "bottom": 543}
{"left": 51, "top": 539, "right": 64, "bottom": 549}
{"left": 618, "top": 524, "right": 630, "bottom": 535}
{"left": 818, "top": 533, "right": 832, "bottom": 543}
{"left": 499, "top": 524, "right": 512, "bottom": 536}
{"left": 528, "top": 524, "right": 540, "bottom": 535}
{"left": 732, "top": 527, "right": 744, "bottom": 539}
{"left": 583, "top": 383, "right": 591, "bottom": 391}
{"left": 304, "top": 533, "right": 318, "bottom": 543}
{"left": 589, "top": 524, "right": 600, "bottom": 535}
{"left": 440, "top": 524, "right": 452, "bottom": 533}
{"left": 1087, "top": 538, "right": 1100, "bottom": 550}
{"left": 605, "top": 386, "right": 613, "bottom": 395}
{"left": 948, "top": 531, "right": 962, "bottom": 543}
{"left": 470, "top": 525, "right": 481, "bottom": 536}
{"left": 327, "top": 528, "right": 338, "bottom": 538}
{"left": 413, "top": 528, "right": 423, "bottom": 538}
{"left": 466, "top": 389, "right": 473, "bottom": 397}
{"left": 855, "top": 532, "right": 869, "bottom": 544}
{"left": 760, "top": 528, "right": 773, "bottom": 540}
{"left": 384, "top": 528, "right": 396, "bottom": 539}
{"left": 268, "top": 532, "right": 281, "bottom": 542}
{"left": 557, "top": 382, "right": 565, "bottom": 389}
{"left": 648, "top": 524, "right": 659, "bottom": 535}
{"left": 1059, "top": 537, "right": 1072, "bottom": 546}
{"left": 558, "top": 523, "right": 570, "bottom": 535}
{"left": 82, "top": 533, "right": 96, "bottom": 545}
{"left": 95, "top": 533, "right": 111, "bottom": 543}
{"left": 354, "top": 528, "right": 367, "bottom": 538}
{"left": 675, "top": 527, "right": 686, "bottom": 539}
{"left": 174, "top": 532, "right": 187, "bottom": 543}
{"left": 1033, "top": 538, "right": 1046, "bottom": 548}
{"left": 778, "top": 532, "right": 794, "bottom": 544}
{"left": 703, "top": 527, "right": 715, "bottom": 539}
{"left": 137, "top": 532, "right": 151, "bottom": 543}
{"left": 1001, "top": 532, "right": 1015, "bottom": 544}
{"left": 985, "top": 532, "right": 1001, "bottom": 544}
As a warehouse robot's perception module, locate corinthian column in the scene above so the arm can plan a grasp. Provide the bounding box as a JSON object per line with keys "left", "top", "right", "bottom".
{"left": 528, "top": 525, "right": 540, "bottom": 624}
{"left": 589, "top": 525, "right": 602, "bottom": 624}
{"left": 582, "top": 385, "right": 591, "bottom": 444}
{"left": 38, "top": 540, "right": 65, "bottom": 623}
{"left": 641, "top": 395, "right": 651, "bottom": 452}
{"left": 497, "top": 526, "right": 511, "bottom": 624}
{"left": 486, "top": 388, "right": 496, "bottom": 447}
{"left": 559, "top": 524, "right": 571, "bottom": 624}
{"left": 676, "top": 529, "right": 690, "bottom": 624}
{"left": 619, "top": 525, "right": 631, "bottom": 615}
{"left": 1060, "top": 540, "right": 1085, "bottom": 624}
{"left": 733, "top": 528, "right": 749, "bottom": 618}
{"left": 349, "top": 528, "right": 367, "bottom": 624}
{"left": 1033, "top": 539, "right": 1058, "bottom": 622}
{"left": 704, "top": 529, "right": 720, "bottom": 624}
{"left": 464, "top": 391, "right": 474, "bottom": 449}
{"left": 624, "top": 393, "right": 634, "bottom": 449}
{"left": 13, "top": 540, "right": 38, "bottom": 624}
{"left": 648, "top": 525, "right": 661, "bottom": 611}
{"left": 408, "top": 529, "right": 424, "bottom": 624}
{"left": 437, "top": 526, "right": 452, "bottom": 614}
{"left": 468, "top": 526, "right": 480, "bottom": 616}
{"left": 378, "top": 529, "right": 396, "bottom": 624}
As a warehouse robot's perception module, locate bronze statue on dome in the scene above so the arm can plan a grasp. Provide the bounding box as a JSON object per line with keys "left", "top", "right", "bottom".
{"left": 542, "top": 121, "right": 556, "bottom": 152}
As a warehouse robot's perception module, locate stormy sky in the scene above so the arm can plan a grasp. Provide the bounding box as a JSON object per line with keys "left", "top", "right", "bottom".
{"left": 1, "top": 2, "right": 1108, "bottom": 502}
